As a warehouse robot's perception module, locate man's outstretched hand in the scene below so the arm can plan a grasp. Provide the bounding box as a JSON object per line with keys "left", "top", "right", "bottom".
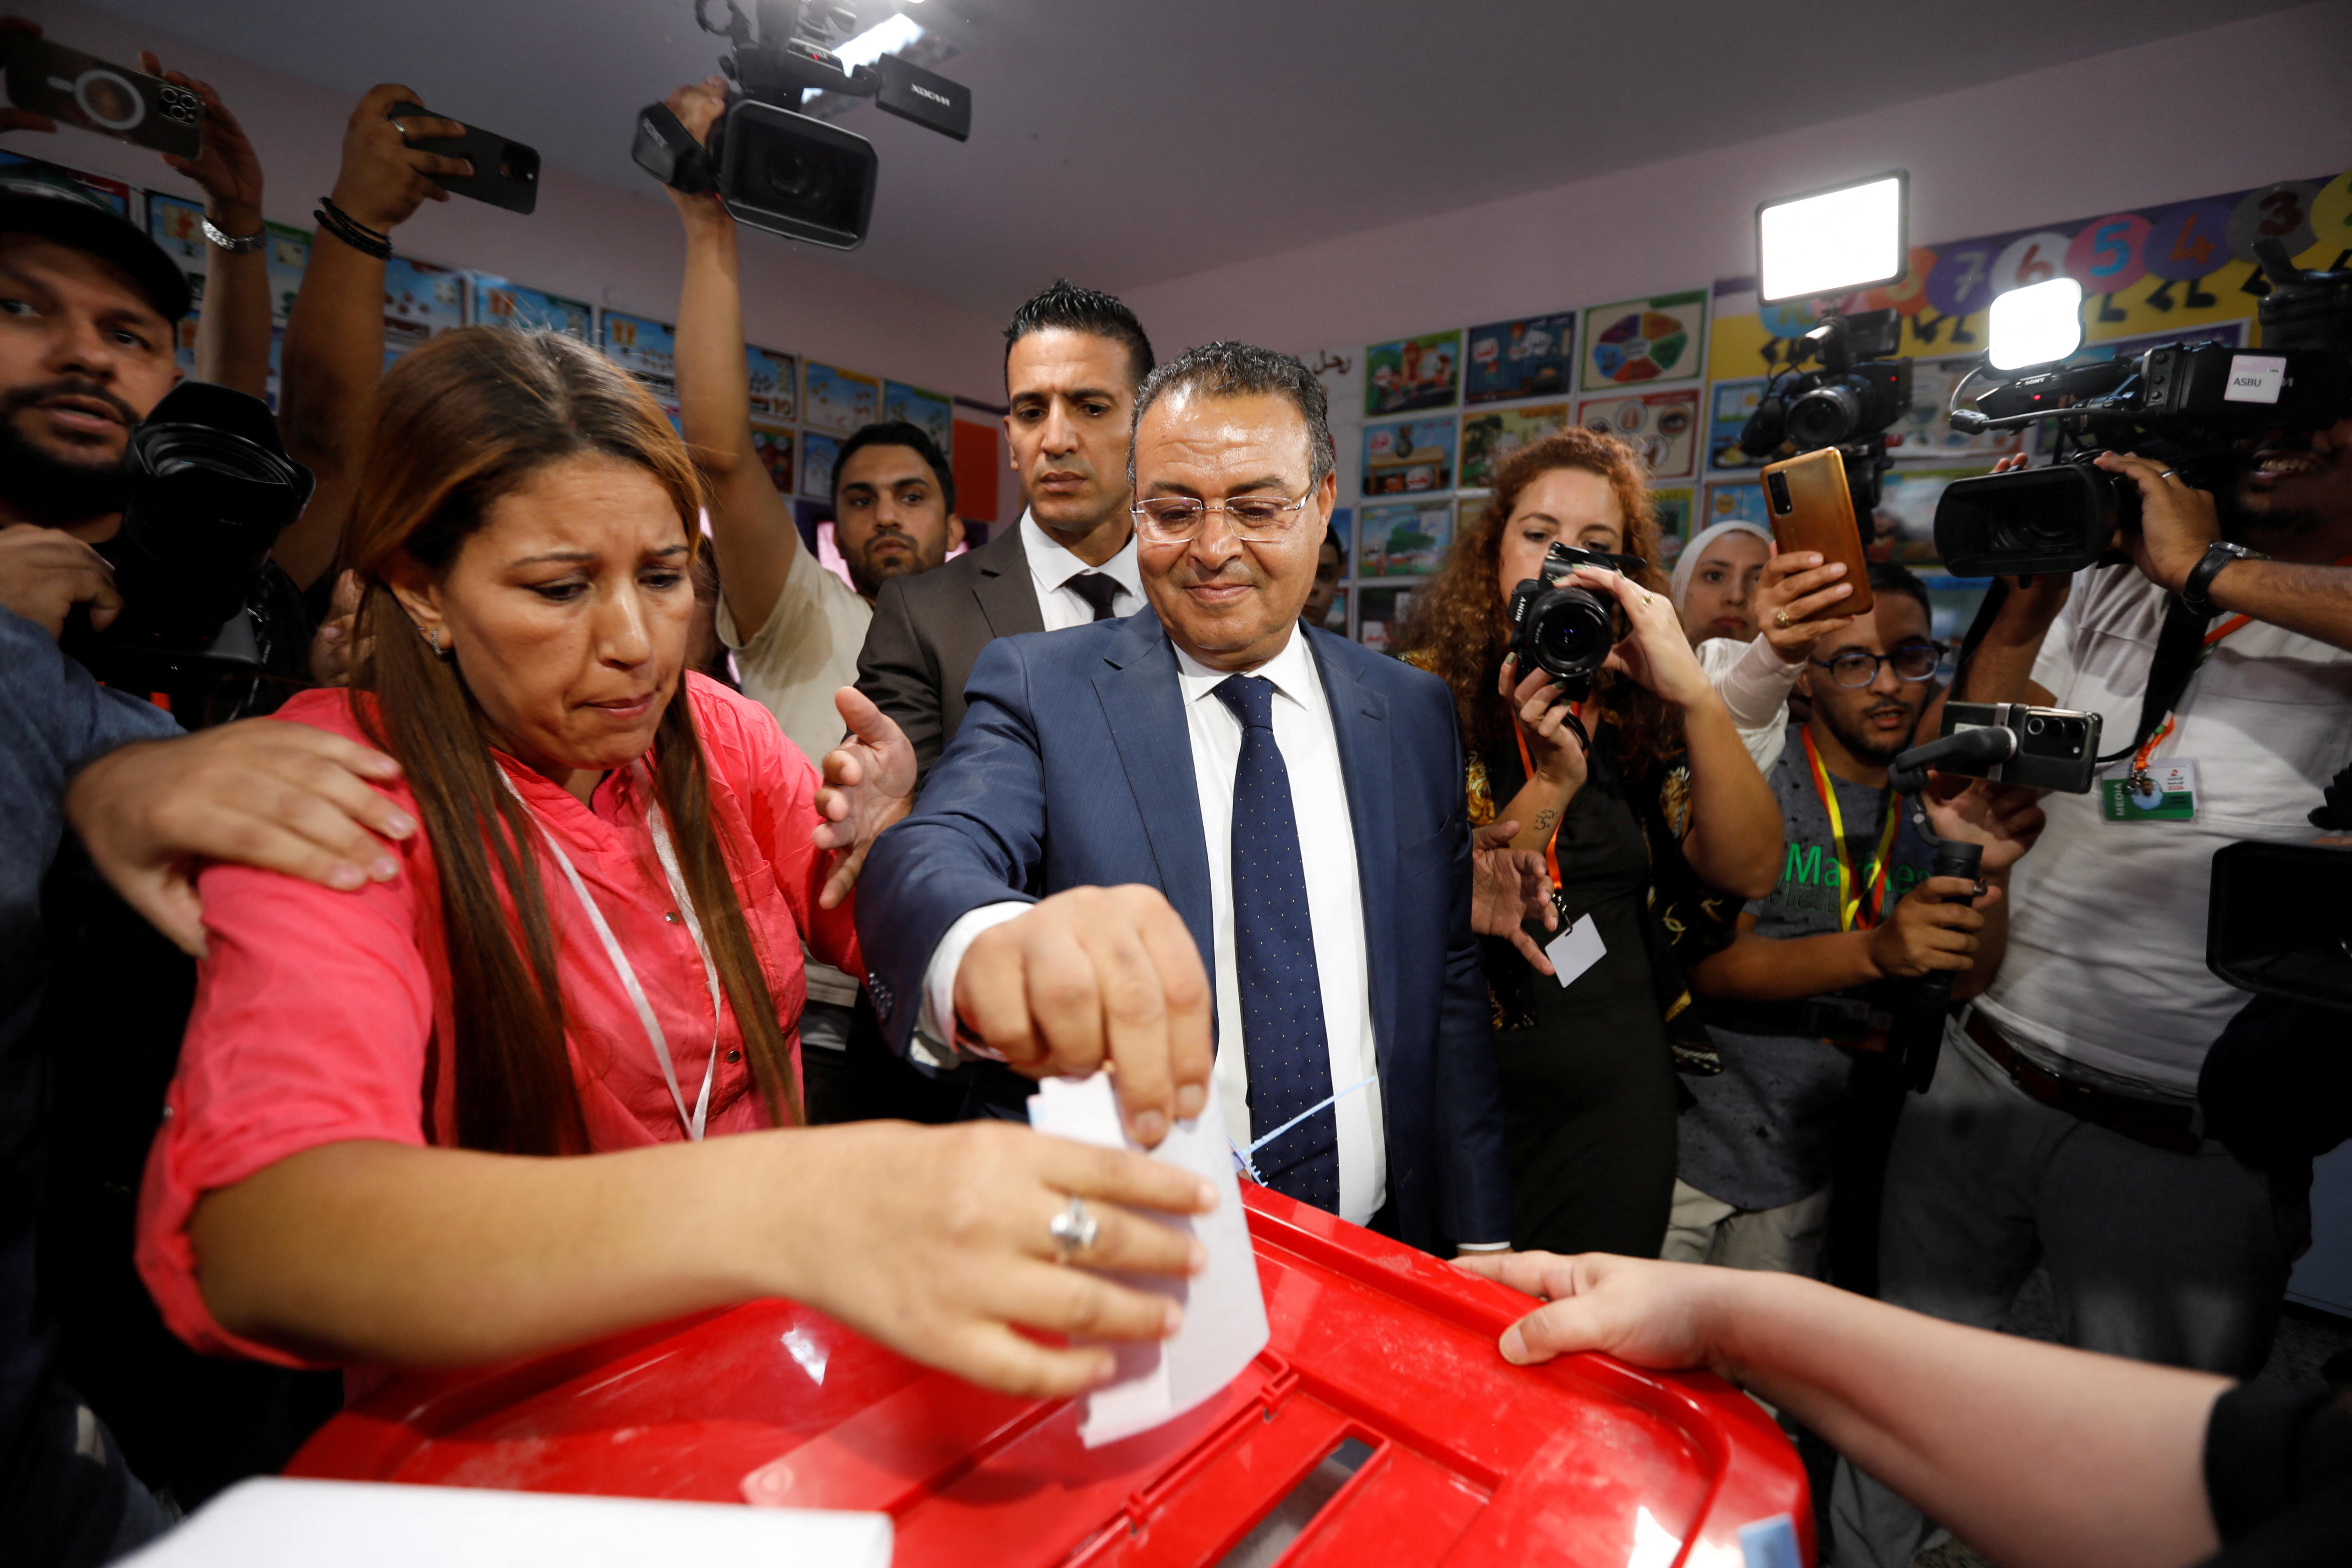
{"left": 1471, "top": 819, "right": 1557, "bottom": 974}
{"left": 813, "top": 686, "right": 917, "bottom": 909}
{"left": 952, "top": 885, "right": 1215, "bottom": 1150}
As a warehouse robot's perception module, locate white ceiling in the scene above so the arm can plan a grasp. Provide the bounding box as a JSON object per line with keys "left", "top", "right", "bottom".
{"left": 83, "top": 0, "right": 2314, "bottom": 318}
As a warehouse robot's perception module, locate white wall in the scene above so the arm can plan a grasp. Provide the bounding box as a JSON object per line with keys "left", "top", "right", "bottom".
{"left": 1121, "top": 1, "right": 2352, "bottom": 359}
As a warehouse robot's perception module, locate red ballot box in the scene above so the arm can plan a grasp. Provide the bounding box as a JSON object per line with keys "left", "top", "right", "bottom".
{"left": 289, "top": 1187, "right": 1811, "bottom": 1566}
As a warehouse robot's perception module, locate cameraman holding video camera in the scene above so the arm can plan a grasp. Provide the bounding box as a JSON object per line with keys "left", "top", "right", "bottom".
{"left": 1833, "top": 374, "right": 2352, "bottom": 1563}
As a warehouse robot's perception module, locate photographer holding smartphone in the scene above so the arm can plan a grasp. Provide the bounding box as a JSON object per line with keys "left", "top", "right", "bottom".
{"left": 1397, "top": 429, "right": 1782, "bottom": 1261}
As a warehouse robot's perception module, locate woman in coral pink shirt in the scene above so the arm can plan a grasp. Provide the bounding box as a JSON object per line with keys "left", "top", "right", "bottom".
{"left": 136, "top": 329, "right": 1209, "bottom": 1398}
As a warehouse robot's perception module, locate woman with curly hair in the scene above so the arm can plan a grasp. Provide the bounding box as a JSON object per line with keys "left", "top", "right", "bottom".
{"left": 1397, "top": 429, "right": 1783, "bottom": 1257}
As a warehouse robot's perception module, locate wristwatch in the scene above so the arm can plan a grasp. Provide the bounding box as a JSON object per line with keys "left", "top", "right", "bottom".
{"left": 200, "top": 216, "right": 266, "bottom": 254}
{"left": 2179, "top": 540, "right": 2264, "bottom": 618}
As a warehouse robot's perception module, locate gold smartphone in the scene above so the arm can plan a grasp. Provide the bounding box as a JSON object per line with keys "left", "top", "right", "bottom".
{"left": 1759, "top": 447, "right": 1875, "bottom": 621}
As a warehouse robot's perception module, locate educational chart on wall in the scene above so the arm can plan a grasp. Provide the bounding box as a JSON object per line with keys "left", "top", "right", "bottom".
{"left": 1580, "top": 290, "right": 1706, "bottom": 390}
{"left": 1704, "top": 377, "right": 1768, "bottom": 477}
{"left": 1460, "top": 402, "right": 1568, "bottom": 490}
{"left": 602, "top": 310, "right": 680, "bottom": 398}
{"left": 1463, "top": 313, "right": 1574, "bottom": 404}
{"left": 802, "top": 431, "right": 842, "bottom": 500}
{"left": 472, "top": 276, "right": 594, "bottom": 340}
{"left": 1365, "top": 329, "right": 1461, "bottom": 416}
{"left": 803, "top": 362, "right": 881, "bottom": 434}
{"left": 750, "top": 417, "right": 796, "bottom": 497}
{"left": 1576, "top": 387, "right": 1699, "bottom": 479}
{"left": 1362, "top": 417, "right": 1456, "bottom": 495}
{"left": 748, "top": 346, "right": 798, "bottom": 419}
{"left": 384, "top": 257, "right": 466, "bottom": 363}
{"left": 145, "top": 192, "right": 210, "bottom": 307}
{"left": 1652, "top": 487, "right": 1695, "bottom": 565}
{"left": 1359, "top": 501, "right": 1452, "bottom": 578}
{"left": 883, "top": 379, "right": 953, "bottom": 452}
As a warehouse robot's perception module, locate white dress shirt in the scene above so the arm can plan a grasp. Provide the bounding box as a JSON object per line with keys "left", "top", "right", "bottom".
{"left": 1020, "top": 509, "right": 1145, "bottom": 628}
{"left": 920, "top": 624, "right": 1389, "bottom": 1226}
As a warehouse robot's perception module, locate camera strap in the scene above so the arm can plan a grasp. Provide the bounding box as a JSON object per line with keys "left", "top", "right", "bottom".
{"left": 1801, "top": 728, "right": 1900, "bottom": 931}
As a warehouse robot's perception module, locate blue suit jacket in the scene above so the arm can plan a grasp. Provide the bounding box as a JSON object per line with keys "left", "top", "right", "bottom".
{"left": 854, "top": 607, "right": 1511, "bottom": 1252}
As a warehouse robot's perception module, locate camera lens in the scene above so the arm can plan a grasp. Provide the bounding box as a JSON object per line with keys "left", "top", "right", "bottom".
{"left": 1526, "top": 587, "right": 1613, "bottom": 681}
{"left": 1787, "top": 381, "right": 1866, "bottom": 447}
{"left": 2025, "top": 716, "right": 2046, "bottom": 736}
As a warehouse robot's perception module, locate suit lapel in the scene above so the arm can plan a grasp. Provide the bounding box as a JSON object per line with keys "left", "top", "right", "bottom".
{"left": 1311, "top": 630, "right": 1399, "bottom": 1077}
{"left": 1093, "top": 609, "right": 1215, "bottom": 989}
{"left": 973, "top": 519, "right": 1046, "bottom": 639}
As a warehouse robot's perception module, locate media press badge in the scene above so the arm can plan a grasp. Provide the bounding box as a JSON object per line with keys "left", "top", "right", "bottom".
{"left": 2100, "top": 759, "right": 2200, "bottom": 824}
{"left": 1545, "top": 913, "right": 1608, "bottom": 987}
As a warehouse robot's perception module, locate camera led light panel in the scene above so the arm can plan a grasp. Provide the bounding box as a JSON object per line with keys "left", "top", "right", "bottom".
{"left": 1756, "top": 171, "right": 1908, "bottom": 305}
{"left": 1988, "top": 277, "right": 2086, "bottom": 370}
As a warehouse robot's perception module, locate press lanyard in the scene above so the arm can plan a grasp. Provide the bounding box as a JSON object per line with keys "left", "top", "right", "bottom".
{"left": 1801, "top": 728, "right": 1900, "bottom": 932}
{"left": 2127, "top": 614, "right": 2252, "bottom": 783}
{"left": 500, "top": 762, "right": 725, "bottom": 1142}
{"left": 1510, "top": 721, "right": 1580, "bottom": 889}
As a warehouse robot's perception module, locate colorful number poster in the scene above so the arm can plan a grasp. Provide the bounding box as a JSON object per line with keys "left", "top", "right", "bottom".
{"left": 602, "top": 310, "right": 678, "bottom": 397}
{"left": 1460, "top": 402, "right": 1568, "bottom": 490}
{"left": 749, "top": 345, "right": 798, "bottom": 419}
{"left": 1706, "top": 377, "right": 1769, "bottom": 475}
{"left": 1360, "top": 501, "right": 1452, "bottom": 579}
{"left": 1355, "top": 585, "right": 1414, "bottom": 653}
{"left": 1365, "top": 329, "right": 1462, "bottom": 416}
{"left": 384, "top": 257, "right": 466, "bottom": 358}
{"left": 801, "top": 431, "right": 842, "bottom": 500}
{"left": 1872, "top": 465, "right": 1987, "bottom": 566}
{"left": 471, "top": 275, "right": 593, "bottom": 340}
{"left": 1703, "top": 479, "right": 1770, "bottom": 531}
{"left": 883, "top": 379, "right": 953, "bottom": 451}
{"left": 0, "top": 151, "right": 130, "bottom": 216}
{"left": 145, "top": 192, "right": 209, "bottom": 308}
{"left": 1362, "top": 417, "right": 1455, "bottom": 495}
{"left": 1651, "top": 487, "right": 1696, "bottom": 567}
{"left": 1576, "top": 388, "right": 1700, "bottom": 479}
{"left": 749, "top": 415, "right": 796, "bottom": 496}
{"left": 1580, "top": 290, "right": 1706, "bottom": 391}
{"left": 804, "top": 361, "right": 880, "bottom": 434}
{"left": 1464, "top": 313, "right": 1574, "bottom": 405}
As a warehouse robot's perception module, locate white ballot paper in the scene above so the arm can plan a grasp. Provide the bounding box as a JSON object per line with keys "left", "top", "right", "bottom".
{"left": 1028, "top": 1071, "right": 1269, "bottom": 1447}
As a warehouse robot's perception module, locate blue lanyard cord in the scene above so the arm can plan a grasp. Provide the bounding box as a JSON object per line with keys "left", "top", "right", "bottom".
{"left": 1228, "top": 1074, "right": 1376, "bottom": 1183}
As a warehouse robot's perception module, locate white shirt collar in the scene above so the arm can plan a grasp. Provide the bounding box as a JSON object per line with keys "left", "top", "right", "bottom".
{"left": 1172, "top": 623, "right": 1321, "bottom": 712}
{"left": 1019, "top": 508, "right": 1143, "bottom": 599}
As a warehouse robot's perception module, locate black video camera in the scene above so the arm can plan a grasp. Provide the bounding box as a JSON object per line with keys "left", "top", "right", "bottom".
{"left": 62, "top": 381, "right": 315, "bottom": 692}
{"left": 1890, "top": 701, "right": 2104, "bottom": 796}
{"left": 632, "top": 0, "right": 970, "bottom": 250}
{"left": 1934, "top": 242, "right": 2352, "bottom": 578}
{"left": 1738, "top": 307, "right": 1913, "bottom": 518}
{"left": 2207, "top": 763, "right": 2352, "bottom": 1013}
{"left": 1506, "top": 540, "right": 1626, "bottom": 698}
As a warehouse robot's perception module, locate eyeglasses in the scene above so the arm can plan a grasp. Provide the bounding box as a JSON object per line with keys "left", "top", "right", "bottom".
{"left": 1811, "top": 641, "right": 1948, "bottom": 688}
{"left": 1130, "top": 490, "right": 1314, "bottom": 544}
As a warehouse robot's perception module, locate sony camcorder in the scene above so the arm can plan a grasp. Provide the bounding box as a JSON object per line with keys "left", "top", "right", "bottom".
{"left": 632, "top": 0, "right": 970, "bottom": 250}
{"left": 1506, "top": 540, "right": 1626, "bottom": 698}
{"left": 1934, "top": 241, "right": 2352, "bottom": 577}
{"left": 1737, "top": 306, "right": 1914, "bottom": 518}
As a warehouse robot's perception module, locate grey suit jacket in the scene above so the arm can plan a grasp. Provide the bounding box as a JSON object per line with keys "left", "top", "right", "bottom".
{"left": 855, "top": 522, "right": 1043, "bottom": 782}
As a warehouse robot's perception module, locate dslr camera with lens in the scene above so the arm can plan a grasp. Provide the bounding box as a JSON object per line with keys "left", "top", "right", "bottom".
{"left": 632, "top": 0, "right": 971, "bottom": 250}
{"left": 1506, "top": 540, "right": 1625, "bottom": 698}
{"left": 1934, "top": 241, "right": 2352, "bottom": 578}
{"left": 1737, "top": 306, "right": 1914, "bottom": 517}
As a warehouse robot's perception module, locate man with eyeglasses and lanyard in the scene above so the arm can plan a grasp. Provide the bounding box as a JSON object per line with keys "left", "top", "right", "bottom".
{"left": 853, "top": 342, "right": 1513, "bottom": 1258}
{"left": 1665, "top": 562, "right": 2046, "bottom": 1283}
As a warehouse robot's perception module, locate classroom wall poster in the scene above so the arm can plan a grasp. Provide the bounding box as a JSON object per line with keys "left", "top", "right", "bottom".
{"left": 1325, "top": 506, "right": 1353, "bottom": 567}
{"left": 1704, "top": 479, "right": 1770, "bottom": 530}
{"left": 801, "top": 431, "right": 842, "bottom": 500}
{"left": 749, "top": 416, "right": 796, "bottom": 497}
{"left": 1360, "top": 500, "right": 1452, "bottom": 578}
{"left": 1365, "top": 329, "right": 1461, "bottom": 416}
{"left": 1464, "top": 313, "right": 1575, "bottom": 405}
{"left": 1706, "top": 377, "right": 1768, "bottom": 477}
{"left": 1872, "top": 466, "right": 1986, "bottom": 565}
{"left": 804, "top": 362, "right": 880, "bottom": 434}
{"left": 384, "top": 257, "right": 465, "bottom": 360}
{"left": 145, "top": 192, "right": 209, "bottom": 309}
{"left": 1580, "top": 290, "right": 1706, "bottom": 391}
{"left": 1576, "top": 387, "right": 1700, "bottom": 479}
{"left": 472, "top": 276, "right": 593, "bottom": 340}
{"left": 1362, "top": 417, "right": 1455, "bottom": 495}
{"left": 1460, "top": 402, "right": 1568, "bottom": 490}
{"left": 0, "top": 150, "right": 130, "bottom": 216}
{"left": 883, "top": 379, "right": 953, "bottom": 451}
{"left": 749, "top": 346, "right": 798, "bottom": 419}
{"left": 1651, "top": 487, "right": 1696, "bottom": 566}
{"left": 601, "top": 310, "right": 678, "bottom": 397}
{"left": 1356, "top": 586, "right": 1413, "bottom": 652}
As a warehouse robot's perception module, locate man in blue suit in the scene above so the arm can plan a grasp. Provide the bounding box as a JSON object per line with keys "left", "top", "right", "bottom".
{"left": 855, "top": 342, "right": 1511, "bottom": 1255}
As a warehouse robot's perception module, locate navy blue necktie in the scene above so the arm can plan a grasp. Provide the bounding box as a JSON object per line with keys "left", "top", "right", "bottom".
{"left": 1212, "top": 674, "right": 1338, "bottom": 1212}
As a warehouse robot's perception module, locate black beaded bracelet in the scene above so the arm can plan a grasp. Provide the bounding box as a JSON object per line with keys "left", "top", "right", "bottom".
{"left": 313, "top": 197, "right": 391, "bottom": 260}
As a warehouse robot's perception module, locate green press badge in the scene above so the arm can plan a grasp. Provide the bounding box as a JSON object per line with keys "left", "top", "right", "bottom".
{"left": 2101, "top": 760, "right": 2200, "bottom": 824}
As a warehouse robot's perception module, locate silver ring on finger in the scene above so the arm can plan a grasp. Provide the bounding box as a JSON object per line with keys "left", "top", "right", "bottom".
{"left": 1048, "top": 1195, "right": 1098, "bottom": 1262}
{"left": 2158, "top": 469, "right": 2179, "bottom": 481}
{"left": 391, "top": 119, "right": 409, "bottom": 143}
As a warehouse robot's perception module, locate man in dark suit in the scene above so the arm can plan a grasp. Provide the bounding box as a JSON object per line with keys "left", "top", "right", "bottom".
{"left": 856, "top": 342, "right": 1512, "bottom": 1256}
{"left": 857, "top": 280, "right": 1155, "bottom": 779}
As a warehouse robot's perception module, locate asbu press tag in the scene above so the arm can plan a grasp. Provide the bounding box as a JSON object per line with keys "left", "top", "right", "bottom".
{"left": 2100, "top": 759, "right": 2200, "bottom": 824}
{"left": 1545, "top": 914, "right": 1608, "bottom": 988}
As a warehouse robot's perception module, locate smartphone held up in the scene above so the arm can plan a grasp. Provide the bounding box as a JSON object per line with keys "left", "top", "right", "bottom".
{"left": 1, "top": 32, "right": 201, "bottom": 158}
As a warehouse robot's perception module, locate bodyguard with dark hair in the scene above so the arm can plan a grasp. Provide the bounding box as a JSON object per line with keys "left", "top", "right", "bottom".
{"left": 854, "top": 342, "right": 1513, "bottom": 1255}
{"left": 857, "top": 278, "right": 1157, "bottom": 780}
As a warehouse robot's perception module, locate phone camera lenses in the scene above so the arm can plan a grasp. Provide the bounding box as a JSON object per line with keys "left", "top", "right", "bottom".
{"left": 2025, "top": 716, "right": 2046, "bottom": 736}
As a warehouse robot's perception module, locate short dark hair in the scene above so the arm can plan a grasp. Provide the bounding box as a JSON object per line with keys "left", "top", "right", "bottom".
{"left": 1128, "top": 341, "right": 1334, "bottom": 493}
{"left": 832, "top": 420, "right": 955, "bottom": 515}
{"left": 1003, "top": 278, "right": 1154, "bottom": 393}
{"left": 1868, "top": 560, "right": 1931, "bottom": 618}
{"left": 1324, "top": 531, "right": 1348, "bottom": 571}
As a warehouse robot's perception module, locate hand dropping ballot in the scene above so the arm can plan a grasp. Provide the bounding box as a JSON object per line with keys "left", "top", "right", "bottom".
{"left": 1027, "top": 1072, "right": 1268, "bottom": 1448}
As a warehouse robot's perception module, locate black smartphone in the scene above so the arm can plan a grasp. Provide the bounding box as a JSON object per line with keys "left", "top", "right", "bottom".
{"left": 2, "top": 36, "right": 201, "bottom": 159}
{"left": 387, "top": 102, "right": 539, "bottom": 215}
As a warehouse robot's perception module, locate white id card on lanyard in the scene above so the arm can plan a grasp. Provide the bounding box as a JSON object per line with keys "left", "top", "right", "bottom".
{"left": 503, "top": 763, "right": 725, "bottom": 1141}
